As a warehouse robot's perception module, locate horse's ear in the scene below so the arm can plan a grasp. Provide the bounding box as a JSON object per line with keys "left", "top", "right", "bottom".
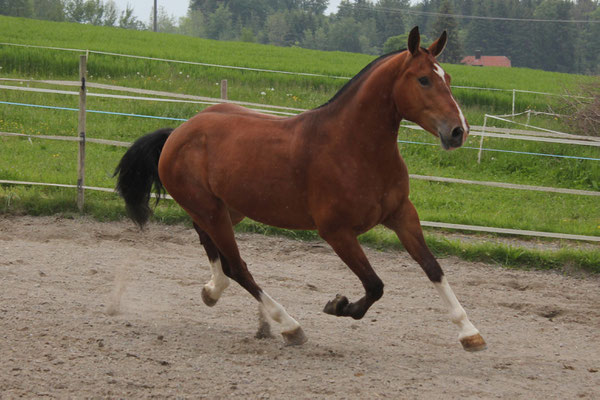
{"left": 408, "top": 26, "right": 420, "bottom": 56}
{"left": 428, "top": 30, "right": 448, "bottom": 57}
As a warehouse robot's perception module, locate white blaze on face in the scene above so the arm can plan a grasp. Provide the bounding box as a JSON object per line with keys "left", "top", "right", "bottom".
{"left": 434, "top": 63, "right": 468, "bottom": 135}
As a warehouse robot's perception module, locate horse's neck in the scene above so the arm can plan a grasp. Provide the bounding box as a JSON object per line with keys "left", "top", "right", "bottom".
{"left": 320, "top": 59, "right": 402, "bottom": 148}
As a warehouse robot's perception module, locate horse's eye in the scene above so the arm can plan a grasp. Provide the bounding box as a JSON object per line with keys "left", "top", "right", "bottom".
{"left": 418, "top": 76, "right": 430, "bottom": 86}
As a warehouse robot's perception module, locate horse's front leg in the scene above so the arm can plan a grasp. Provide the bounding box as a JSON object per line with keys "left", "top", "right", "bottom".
{"left": 383, "top": 199, "right": 487, "bottom": 352}
{"left": 318, "top": 230, "right": 384, "bottom": 320}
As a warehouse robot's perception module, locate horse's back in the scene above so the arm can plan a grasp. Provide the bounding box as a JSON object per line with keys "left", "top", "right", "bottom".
{"left": 202, "top": 103, "right": 286, "bottom": 120}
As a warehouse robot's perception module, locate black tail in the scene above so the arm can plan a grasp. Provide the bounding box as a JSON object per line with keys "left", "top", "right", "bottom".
{"left": 114, "top": 128, "right": 174, "bottom": 227}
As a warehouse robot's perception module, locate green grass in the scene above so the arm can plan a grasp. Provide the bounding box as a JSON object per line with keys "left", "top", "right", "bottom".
{"left": 1, "top": 16, "right": 599, "bottom": 273}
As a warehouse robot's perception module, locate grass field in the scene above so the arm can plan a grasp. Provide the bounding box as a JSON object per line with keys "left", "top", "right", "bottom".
{"left": 1, "top": 16, "right": 599, "bottom": 272}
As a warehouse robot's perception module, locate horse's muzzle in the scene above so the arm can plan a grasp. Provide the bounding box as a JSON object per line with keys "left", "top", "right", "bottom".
{"left": 440, "top": 126, "right": 466, "bottom": 150}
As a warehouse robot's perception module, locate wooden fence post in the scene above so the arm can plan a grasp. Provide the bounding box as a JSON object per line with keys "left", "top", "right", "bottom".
{"left": 477, "top": 114, "right": 488, "bottom": 165}
{"left": 512, "top": 89, "right": 516, "bottom": 117}
{"left": 77, "top": 54, "right": 87, "bottom": 212}
{"left": 221, "top": 79, "right": 228, "bottom": 100}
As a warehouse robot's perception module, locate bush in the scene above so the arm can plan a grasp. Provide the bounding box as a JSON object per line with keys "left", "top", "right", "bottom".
{"left": 560, "top": 82, "right": 600, "bottom": 136}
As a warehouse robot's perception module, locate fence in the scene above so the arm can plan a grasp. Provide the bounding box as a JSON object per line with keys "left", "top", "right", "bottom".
{"left": 1, "top": 48, "right": 599, "bottom": 242}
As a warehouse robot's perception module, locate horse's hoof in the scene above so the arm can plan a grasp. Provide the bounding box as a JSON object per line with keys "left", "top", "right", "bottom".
{"left": 460, "top": 333, "right": 487, "bottom": 352}
{"left": 323, "top": 294, "right": 349, "bottom": 316}
{"left": 255, "top": 323, "right": 274, "bottom": 340}
{"left": 201, "top": 287, "right": 218, "bottom": 307}
{"left": 282, "top": 327, "right": 308, "bottom": 346}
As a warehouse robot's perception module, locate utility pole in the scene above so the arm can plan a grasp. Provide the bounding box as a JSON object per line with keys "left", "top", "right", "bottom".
{"left": 153, "top": 0, "right": 158, "bottom": 32}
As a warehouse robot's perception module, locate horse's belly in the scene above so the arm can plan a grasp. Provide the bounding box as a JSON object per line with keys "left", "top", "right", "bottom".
{"left": 212, "top": 171, "right": 315, "bottom": 230}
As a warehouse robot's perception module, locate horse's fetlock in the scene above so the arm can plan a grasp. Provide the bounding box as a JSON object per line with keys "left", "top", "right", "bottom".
{"left": 367, "top": 279, "right": 384, "bottom": 301}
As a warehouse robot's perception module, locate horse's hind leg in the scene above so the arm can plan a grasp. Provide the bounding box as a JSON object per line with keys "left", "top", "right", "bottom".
{"left": 195, "top": 223, "right": 274, "bottom": 340}
{"left": 191, "top": 207, "right": 307, "bottom": 345}
{"left": 193, "top": 223, "right": 230, "bottom": 307}
{"left": 384, "top": 200, "right": 487, "bottom": 352}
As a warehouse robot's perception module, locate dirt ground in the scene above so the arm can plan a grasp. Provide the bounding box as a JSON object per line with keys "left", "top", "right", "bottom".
{"left": 1, "top": 215, "right": 599, "bottom": 399}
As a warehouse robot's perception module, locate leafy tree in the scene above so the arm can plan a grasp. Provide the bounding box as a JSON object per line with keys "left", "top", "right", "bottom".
{"left": 64, "top": 0, "right": 107, "bottom": 25}
{"left": 382, "top": 32, "right": 430, "bottom": 53}
{"left": 532, "top": 0, "right": 576, "bottom": 72}
{"left": 65, "top": 0, "right": 87, "bottom": 22}
{"left": 0, "top": 0, "right": 33, "bottom": 17}
{"left": 375, "top": 0, "right": 409, "bottom": 47}
{"left": 33, "top": 0, "right": 65, "bottom": 21}
{"left": 328, "top": 16, "right": 362, "bottom": 52}
{"left": 179, "top": 9, "right": 205, "bottom": 37}
{"left": 119, "top": 5, "right": 145, "bottom": 30}
{"left": 265, "top": 11, "right": 289, "bottom": 45}
{"left": 299, "top": 0, "right": 328, "bottom": 14}
{"left": 102, "top": 0, "right": 117, "bottom": 26}
{"left": 205, "top": 3, "right": 234, "bottom": 39}
{"left": 574, "top": 4, "right": 600, "bottom": 74}
{"left": 240, "top": 26, "right": 255, "bottom": 42}
{"left": 383, "top": 33, "right": 408, "bottom": 53}
{"left": 431, "top": 0, "right": 463, "bottom": 62}
{"left": 151, "top": 6, "right": 178, "bottom": 33}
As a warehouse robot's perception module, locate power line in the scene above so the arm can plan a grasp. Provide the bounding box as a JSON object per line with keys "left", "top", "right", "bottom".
{"left": 349, "top": 4, "right": 600, "bottom": 24}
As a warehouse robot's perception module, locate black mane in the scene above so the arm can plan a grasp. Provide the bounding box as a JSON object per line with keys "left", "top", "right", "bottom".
{"left": 317, "top": 48, "right": 407, "bottom": 109}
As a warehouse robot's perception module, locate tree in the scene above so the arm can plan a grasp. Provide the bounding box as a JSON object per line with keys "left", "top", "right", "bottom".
{"left": 119, "top": 5, "right": 145, "bottom": 30}
{"left": 102, "top": 0, "right": 117, "bottom": 26}
{"left": 573, "top": 1, "right": 600, "bottom": 74}
{"left": 532, "top": 0, "right": 576, "bottom": 72}
{"left": 265, "top": 11, "right": 289, "bottom": 45}
{"left": 382, "top": 32, "right": 431, "bottom": 53}
{"left": 65, "top": 0, "right": 87, "bottom": 22}
{"left": 32, "top": 0, "right": 65, "bottom": 21}
{"left": 328, "top": 16, "right": 362, "bottom": 52}
{"left": 240, "top": 26, "right": 255, "bottom": 42}
{"left": 375, "top": 0, "right": 409, "bottom": 48}
{"left": 179, "top": 9, "right": 206, "bottom": 37}
{"left": 299, "top": 0, "right": 328, "bottom": 14}
{"left": 430, "top": 0, "right": 463, "bottom": 63}
{"left": 151, "top": 6, "right": 178, "bottom": 33}
{"left": 0, "top": 0, "right": 33, "bottom": 17}
{"left": 205, "top": 3, "right": 234, "bottom": 40}
{"left": 64, "top": 0, "right": 106, "bottom": 25}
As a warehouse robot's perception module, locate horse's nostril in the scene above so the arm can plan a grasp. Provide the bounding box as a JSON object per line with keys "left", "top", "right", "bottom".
{"left": 452, "top": 127, "right": 464, "bottom": 138}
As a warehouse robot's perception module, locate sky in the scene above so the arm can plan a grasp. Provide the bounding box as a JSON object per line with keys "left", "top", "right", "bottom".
{"left": 111, "top": 0, "right": 343, "bottom": 23}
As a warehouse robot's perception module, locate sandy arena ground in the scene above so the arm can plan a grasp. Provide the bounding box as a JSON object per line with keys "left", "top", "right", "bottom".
{"left": 1, "top": 215, "right": 599, "bottom": 399}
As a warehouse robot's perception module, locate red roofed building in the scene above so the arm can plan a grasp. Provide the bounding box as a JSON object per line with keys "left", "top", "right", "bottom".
{"left": 461, "top": 50, "right": 511, "bottom": 67}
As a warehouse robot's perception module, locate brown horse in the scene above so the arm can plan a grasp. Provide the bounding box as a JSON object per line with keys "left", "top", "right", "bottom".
{"left": 115, "top": 27, "right": 486, "bottom": 351}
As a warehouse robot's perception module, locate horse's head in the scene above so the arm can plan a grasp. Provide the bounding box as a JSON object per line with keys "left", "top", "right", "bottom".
{"left": 394, "top": 27, "right": 469, "bottom": 150}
